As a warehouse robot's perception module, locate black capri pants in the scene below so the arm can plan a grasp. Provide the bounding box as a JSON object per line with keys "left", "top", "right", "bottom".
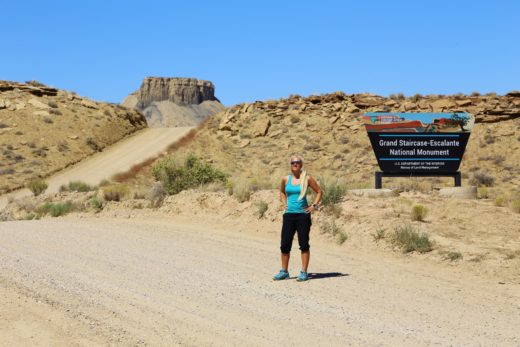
{"left": 280, "top": 213, "right": 312, "bottom": 253}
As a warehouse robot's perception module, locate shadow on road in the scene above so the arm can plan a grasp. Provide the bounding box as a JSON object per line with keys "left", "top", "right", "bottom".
{"left": 307, "top": 272, "right": 349, "bottom": 280}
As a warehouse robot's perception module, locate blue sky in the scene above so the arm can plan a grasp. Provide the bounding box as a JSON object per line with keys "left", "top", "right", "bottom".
{"left": 1, "top": 0, "right": 518, "bottom": 106}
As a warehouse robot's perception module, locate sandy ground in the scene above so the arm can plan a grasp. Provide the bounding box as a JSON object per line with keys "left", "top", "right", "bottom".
{"left": 0, "top": 127, "right": 193, "bottom": 210}
{"left": 1, "top": 216, "right": 519, "bottom": 346}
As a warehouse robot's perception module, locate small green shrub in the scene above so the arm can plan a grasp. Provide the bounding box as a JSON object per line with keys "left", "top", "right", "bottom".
{"left": 392, "top": 224, "right": 433, "bottom": 253}
{"left": 511, "top": 199, "right": 520, "bottom": 214}
{"left": 102, "top": 184, "right": 129, "bottom": 201}
{"left": 411, "top": 204, "right": 428, "bottom": 222}
{"left": 470, "top": 170, "right": 494, "bottom": 187}
{"left": 60, "top": 181, "right": 95, "bottom": 193}
{"left": 151, "top": 154, "right": 227, "bottom": 195}
{"left": 320, "top": 218, "right": 341, "bottom": 236}
{"left": 256, "top": 201, "right": 268, "bottom": 219}
{"left": 445, "top": 251, "right": 463, "bottom": 261}
{"left": 18, "top": 212, "right": 39, "bottom": 220}
{"left": 320, "top": 177, "right": 347, "bottom": 206}
{"left": 373, "top": 228, "right": 386, "bottom": 242}
{"left": 149, "top": 181, "right": 166, "bottom": 207}
{"left": 231, "top": 182, "right": 252, "bottom": 202}
{"left": 88, "top": 196, "right": 104, "bottom": 211}
{"left": 27, "top": 179, "right": 48, "bottom": 196}
{"left": 494, "top": 195, "right": 507, "bottom": 207}
{"left": 477, "top": 187, "right": 489, "bottom": 199}
{"left": 37, "top": 202, "right": 72, "bottom": 217}
{"left": 335, "top": 231, "right": 348, "bottom": 245}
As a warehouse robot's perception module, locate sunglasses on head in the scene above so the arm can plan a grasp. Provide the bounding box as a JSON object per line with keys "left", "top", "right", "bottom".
{"left": 291, "top": 161, "right": 302, "bottom": 165}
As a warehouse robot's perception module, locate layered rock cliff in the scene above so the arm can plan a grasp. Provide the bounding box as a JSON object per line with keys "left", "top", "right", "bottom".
{"left": 122, "top": 77, "right": 225, "bottom": 127}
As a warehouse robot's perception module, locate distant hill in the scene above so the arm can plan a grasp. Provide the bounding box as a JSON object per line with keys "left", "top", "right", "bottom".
{"left": 122, "top": 77, "right": 225, "bottom": 127}
{"left": 0, "top": 80, "right": 147, "bottom": 193}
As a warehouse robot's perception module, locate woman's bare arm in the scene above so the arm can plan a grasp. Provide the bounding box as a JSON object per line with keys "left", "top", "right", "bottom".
{"left": 280, "top": 177, "right": 287, "bottom": 210}
{"left": 308, "top": 176, "right": 322, "bottom": 206}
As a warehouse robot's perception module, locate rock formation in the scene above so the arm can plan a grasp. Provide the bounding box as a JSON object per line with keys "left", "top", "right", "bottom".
{"left": 122, "top": 77, "right": 225, "bottom": 127}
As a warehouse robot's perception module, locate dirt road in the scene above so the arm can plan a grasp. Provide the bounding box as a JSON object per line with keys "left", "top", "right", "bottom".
{"left": 0, "top": 127, "right": 193, "bottom": 210}
{"left": 1, "top": 217, "right": 519, "bottom": 346}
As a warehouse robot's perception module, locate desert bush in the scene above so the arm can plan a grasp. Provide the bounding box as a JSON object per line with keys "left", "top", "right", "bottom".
{"left": 477, "top": 187, "right": 489, "bottom": 199}
{"left": 470, "top": 170, "right": 494, "bottom": 187}
{"left": 231, "top": 182, "right": 252, "bottom": 202}
{"left": 320, "top": 177, "right": 347, "bottom": 207}
{"left": 86, "top": 137, "right": 100, "bottom": 151}
{"left": 373, "top": 228, "right": 386, "bottom": 242}
{"left": 391, "top": 224, "right": 433, "bottom": 253}
{"left": 102, "top": 184, "right": 129, "bottom": 201}
{"left": 335, "top": 231, "right": 348, "bottom": 245}
{"left": 47, "top": 100, "right": 58, "bottom": 108}
{"left": 37, "top": 202, "right": 72, "bottom": 217}
{"left": 494, "top": 195, "right": 507, "bottom": 207}
{"left": 59, "top": 181, "right": 95, "bottom": 193}
{"left": 151, "top": 154, "right": 227, "bottom": 195}
{"left": 411, "top": 204, "right": 428, "bottom": 221}
{"left": 445, "top": 251, "right": 463, "bottom": 261}
{"left": 511, "top": 199, "right": 520, "bottom": 214}
{"left": 99, "top": 179, "right": 111, "bottom": 187}
{"left": 18, "top": 212, "right": 39, "bottom": 220}
{"left": 57, "top": 141, "right": 69, "bottom": 152}
{"left": 27, "top": 179, "right": 48, "bottom": 196}
{"left": 320, "top": 217, "right": 348, "bottom": 244}
{"left": 88, "top": 196, "right": 104, "bottom": 211}
{"left": 256, "top": 201, "right": 268, "bottom": 219}
{"left": 149, "top": 181, "right": 167, "bottom": 207}
{"left": 411, "top": 93, "right": 422, "bottom": 102}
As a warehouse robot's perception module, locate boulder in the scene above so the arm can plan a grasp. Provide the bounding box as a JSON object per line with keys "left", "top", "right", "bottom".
{"left": 438, "top": 186, "right": 477, "bottom": 199}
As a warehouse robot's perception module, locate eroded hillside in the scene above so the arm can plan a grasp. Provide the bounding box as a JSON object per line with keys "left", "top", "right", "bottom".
{"left": 170, "top": 92, "right": 520, "bottom": 192}
{"left": 0, "top": 81, "right": 147, "bottom": 193}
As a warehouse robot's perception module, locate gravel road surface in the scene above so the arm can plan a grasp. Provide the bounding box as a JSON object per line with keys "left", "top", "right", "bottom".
{"left": 1, "top": 217, "right": 519, "bottom": 346}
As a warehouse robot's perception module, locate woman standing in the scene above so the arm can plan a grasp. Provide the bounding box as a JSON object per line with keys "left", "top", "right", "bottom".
{"left": 273, "top": 155, "right": 322, "bottom": 282}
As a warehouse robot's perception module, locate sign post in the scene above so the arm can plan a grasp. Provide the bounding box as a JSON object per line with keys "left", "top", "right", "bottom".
{"left": 363, "top": 112, "right": 474, "bottom": 189}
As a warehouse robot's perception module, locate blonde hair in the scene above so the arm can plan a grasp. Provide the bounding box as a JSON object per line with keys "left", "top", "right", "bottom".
{"left": 290, "top": 155, "right": 308, "bottom": 201}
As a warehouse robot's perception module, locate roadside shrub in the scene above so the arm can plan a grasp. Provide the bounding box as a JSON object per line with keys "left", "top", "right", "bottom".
{"left": 320, "top": 177, "right": 347, "bottom": 206}
{"left": 411, "top": 204, "right": 428, "bottom": 221}
{"left": 256, "top": 201, "right": 268, "bottom": 219}
{"left": 391, "top": 224, "right": 433, "bottom": 253}
{"left": 494, "top": 195, "right": 507, "bottom": 207}
{"left": 151, "top": 154, "right": 227, "bottom": 195}
{"left": 511, "top": 199, "right": 520, "bottom": 214}
{"left": 231, "top": 182, "right": 252, "bottom": 202}
{"left": 445, "top": 251, "right": 463, "bottom": 261}
{"left": 470, "top": 170, "right": 494, "bottom": 187}
{"left": 37, "top": 202, "right": 72, "bottom": 217}
{"left": 88, "top": 196, "right": 104, "bottom": 211}
{"left": 321, "top": 217, "right": 348, "bottom": 244}
{"left": 373, "top": 228, "right": 386, "bottom": 242}
{"left": 102, "top": 184, "right": 129, "bottom": 201}
{"left": 27, "top": 179, "right": 48, "bottom": 196}
{"left": 149, "top": 181, "right": 167, "bottom": 207}
{"left": 335, "top": 231, "right": 348, "bottom": 245}
{"left": 59, "top": 181, "right": 95, "bottom": 193}
{"left": 477, "top": 187, "right": 489, "bottom": 199}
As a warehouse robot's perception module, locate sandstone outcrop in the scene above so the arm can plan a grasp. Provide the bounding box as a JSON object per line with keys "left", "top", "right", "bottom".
{"left": 122, "top": 77, "right": 225, "bottom": 127}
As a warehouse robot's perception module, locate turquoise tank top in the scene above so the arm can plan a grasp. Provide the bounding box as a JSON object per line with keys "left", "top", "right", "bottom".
{"left": 285, "top": 174, "right": 308, "bottom": 214}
